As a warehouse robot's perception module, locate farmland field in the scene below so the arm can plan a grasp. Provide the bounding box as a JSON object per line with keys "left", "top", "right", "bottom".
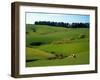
{"left": 26, "top": 24, "right": 89, "bottom": 67}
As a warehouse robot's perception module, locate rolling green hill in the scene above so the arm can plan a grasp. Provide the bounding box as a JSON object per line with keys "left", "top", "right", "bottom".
{"left": 26, "top": 24, "right": 89, "bottom": 67}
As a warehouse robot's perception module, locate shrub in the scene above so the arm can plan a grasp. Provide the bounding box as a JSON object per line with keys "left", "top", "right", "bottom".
{"left": 26, "top": 31, "right": 29, "bottom": 34}
{"left": 30, "top": 42, "right": 45, "bottom": 46}
{"left": 32, "top": 28, "right": 36, "bottom": 32}
{"left": 70, "top": 37, "right": 75, "bottom": 40}
{"left": 78, "top": 34, "right": 85, "bottom": 39}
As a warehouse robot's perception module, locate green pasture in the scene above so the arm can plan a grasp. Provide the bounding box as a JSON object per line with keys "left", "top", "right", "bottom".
{"left": 26, "top": 24, "right": 89, "bottom": 67}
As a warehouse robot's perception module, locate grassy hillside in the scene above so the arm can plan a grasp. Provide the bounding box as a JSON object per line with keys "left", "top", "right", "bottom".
{"left": 26, "top": 24, "right": 89, "bottom": 67}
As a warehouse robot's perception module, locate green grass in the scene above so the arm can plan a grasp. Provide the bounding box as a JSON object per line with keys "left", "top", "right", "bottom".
{"left": 26, "top": 24, "right": 89, "bottom": 67}
{"left": 26, "top": 47, "right": 55, "bottom": 60}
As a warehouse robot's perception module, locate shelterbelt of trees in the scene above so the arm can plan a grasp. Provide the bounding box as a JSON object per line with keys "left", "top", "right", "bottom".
{"left": 35, "top": 21, "right": 89, "bottom": 28}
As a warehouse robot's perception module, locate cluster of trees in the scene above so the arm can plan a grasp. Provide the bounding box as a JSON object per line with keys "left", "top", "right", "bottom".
{"left": 35, "top": 21, "right": 89, "bottom": 28}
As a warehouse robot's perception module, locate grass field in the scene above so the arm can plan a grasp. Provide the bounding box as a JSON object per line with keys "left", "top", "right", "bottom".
{"left": 26, "top": 24, "right": 89, "bottom": 67}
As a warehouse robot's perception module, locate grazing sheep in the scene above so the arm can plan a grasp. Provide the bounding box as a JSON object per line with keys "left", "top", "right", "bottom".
{"left": 68, "top": 54, "right": 77, "bottom": 58}
{"left": 72, "top": 54, "right": 77, "bottom": 58}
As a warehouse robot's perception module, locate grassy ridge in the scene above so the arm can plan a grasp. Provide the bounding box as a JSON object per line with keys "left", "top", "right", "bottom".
{"left": 26, "top": 24, "right": 89, "bottom": 67}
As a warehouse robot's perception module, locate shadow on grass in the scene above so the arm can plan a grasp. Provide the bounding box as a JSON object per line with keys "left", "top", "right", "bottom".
{"left": 26, "top": 53, "right": 77, "bottom": 62}
{"left": 26, "top": 59, "right": 39, "bottom": 62}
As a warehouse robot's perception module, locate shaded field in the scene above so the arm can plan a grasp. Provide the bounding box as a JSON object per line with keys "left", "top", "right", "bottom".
{"left": 26, "top": 24, "right": 89, "bottom": 67}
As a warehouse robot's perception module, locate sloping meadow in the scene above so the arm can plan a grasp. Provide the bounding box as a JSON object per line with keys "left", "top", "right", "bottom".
{"left": 26, "top": 24, "right": 89, "bottom": 67}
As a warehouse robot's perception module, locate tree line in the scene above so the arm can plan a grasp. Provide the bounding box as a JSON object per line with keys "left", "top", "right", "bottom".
{"left": 35, "top": 21, "right": 89, "bottom": 28}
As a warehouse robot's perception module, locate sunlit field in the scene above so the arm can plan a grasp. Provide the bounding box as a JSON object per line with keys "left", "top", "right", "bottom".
{"left": 26, "top": 24, "right": 89, "bottom": 67}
